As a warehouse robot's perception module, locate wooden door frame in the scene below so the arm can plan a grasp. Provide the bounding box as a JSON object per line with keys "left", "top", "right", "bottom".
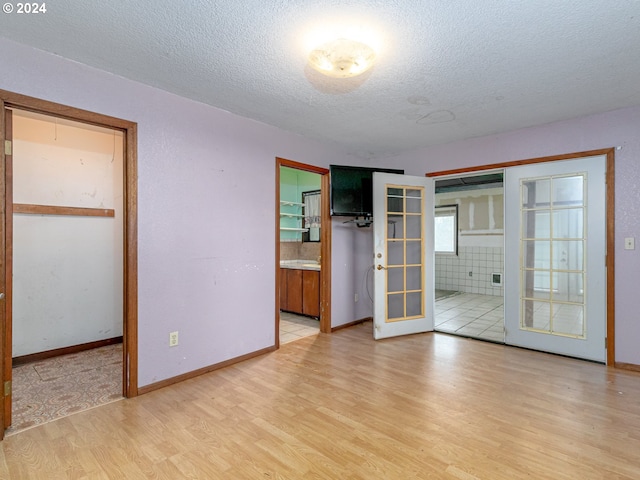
{"left": 427, "top": 148, "right": 615, "bottom": 365}
{"left": 0, "top": 89, "right": 138, "bottom": 439}
{"left": 275, "top": 158, "right": 331, "bottom": 346}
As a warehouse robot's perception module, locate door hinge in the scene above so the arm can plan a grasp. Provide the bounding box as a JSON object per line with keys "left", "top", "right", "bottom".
{"left": 4, "top": 140, "right": 11, "bottom": 156}
{"left": 4, "top": 380, "right": 11, "bottom": 397}
{"left": 605, "top": 337, "right": 608, "bottom": 349}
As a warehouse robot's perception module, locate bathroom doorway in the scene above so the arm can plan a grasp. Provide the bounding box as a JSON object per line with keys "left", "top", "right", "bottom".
{"left": 275, "top": 158, "right": 330, "bottom": 346}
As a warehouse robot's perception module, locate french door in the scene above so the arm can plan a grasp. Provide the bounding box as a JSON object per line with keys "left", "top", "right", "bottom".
{"left": 504, "top": 155, "right": 606, "bottom": 362}
{"left": 372, "top": 173, "right": 434, "bottom": 339}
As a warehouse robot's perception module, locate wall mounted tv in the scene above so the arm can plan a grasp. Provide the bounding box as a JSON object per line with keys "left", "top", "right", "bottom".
{"left": 330, "top": 164, "right": 405, "bottom": 218}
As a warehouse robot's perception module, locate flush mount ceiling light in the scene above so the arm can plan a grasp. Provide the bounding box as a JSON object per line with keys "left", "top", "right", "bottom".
{"left": 308, "top": 38, "right": 376, "bottom": 78}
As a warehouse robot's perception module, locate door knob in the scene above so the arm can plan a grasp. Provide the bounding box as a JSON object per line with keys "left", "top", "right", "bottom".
{"left": 377, "top": 265, "right": 386, "bottom": 270}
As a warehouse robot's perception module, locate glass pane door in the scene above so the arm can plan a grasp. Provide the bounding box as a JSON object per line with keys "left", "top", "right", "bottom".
{"left": 386, "top": 186, "right": 424, "bottom": 321}
{"left": 373, "top": 173, "right": 434, "bottom": 340}
{"left": 521, "top": 174, "right": 585, "bottom": 337}
{"left": 503, "top": 156, "right": 606, "bottom": 362}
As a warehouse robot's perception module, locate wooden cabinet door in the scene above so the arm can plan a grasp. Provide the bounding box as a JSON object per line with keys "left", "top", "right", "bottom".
{"left": 279, "top": 268, "right": 288, "bottom": 311}
{"left": 286, "top": 269, "right": 303, "bottom": 314}
{"left": 302, "top": 270, "right": 320, "bottom": 317}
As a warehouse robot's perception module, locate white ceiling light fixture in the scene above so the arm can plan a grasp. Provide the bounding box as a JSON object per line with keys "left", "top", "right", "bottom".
{"left": 308, "top": 38, "right": 376, "bottom": 78}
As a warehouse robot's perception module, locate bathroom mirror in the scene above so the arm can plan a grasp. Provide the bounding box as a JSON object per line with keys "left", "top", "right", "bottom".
{"left": 302, "top": 190, "right": 321, "bottom": 242}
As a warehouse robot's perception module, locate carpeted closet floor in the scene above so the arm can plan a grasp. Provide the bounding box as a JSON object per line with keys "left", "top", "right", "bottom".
{"left": 7, "top": 343, "right": 123, "bottom": 435}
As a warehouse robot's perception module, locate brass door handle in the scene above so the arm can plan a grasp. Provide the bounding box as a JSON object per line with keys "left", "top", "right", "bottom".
{"left": 376, "top": 265, "right": 386, "bottom": 270}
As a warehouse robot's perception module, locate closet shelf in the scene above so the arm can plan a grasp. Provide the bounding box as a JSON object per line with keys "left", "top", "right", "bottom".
{"left": 280, "top": 227, "right": 309, "bottom": 232}
{"left": 280, "top": 213, "right": 305, "bottom": 218}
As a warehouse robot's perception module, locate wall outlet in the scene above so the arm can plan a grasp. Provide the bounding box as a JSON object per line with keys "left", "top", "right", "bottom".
{"left": 625, "top": 237, "right": 635, "bottom": 250}
{"left": 354, "top": 293, "right": 359, "bottom": 303}
{"left": 169, "top": 331, "right": 179, "bottom": 347}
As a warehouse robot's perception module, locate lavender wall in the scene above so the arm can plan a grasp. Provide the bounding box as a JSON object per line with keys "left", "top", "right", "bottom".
{"left": 0, "top": 38, "right": 361, "bottom": 386}
{"left": 382, "top": 106, "right": 640, "bottom": 365}
{"left": 332, "top": 223, "right": 375, "bottom": 322}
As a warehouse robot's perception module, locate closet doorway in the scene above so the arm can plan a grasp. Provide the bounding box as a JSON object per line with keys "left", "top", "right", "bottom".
{"left": 275, "top": 158, "right": 330, "bottom": 347}
{"left": 0, "top": 90, "right": 138, "bottom": 439}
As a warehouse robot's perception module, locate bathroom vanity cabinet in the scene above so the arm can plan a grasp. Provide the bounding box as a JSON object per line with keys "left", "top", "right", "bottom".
{"left": 280, "top": 267, "right": 320, "bottom": 318}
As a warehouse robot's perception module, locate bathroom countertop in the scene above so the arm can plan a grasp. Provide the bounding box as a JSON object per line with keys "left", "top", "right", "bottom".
{"left": 279, "top": 260, "right": 321, "bottom": 271}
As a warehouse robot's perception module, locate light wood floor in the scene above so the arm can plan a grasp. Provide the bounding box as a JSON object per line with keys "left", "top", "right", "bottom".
{"left": 2, "top": 322, "right": 640, "bottom": 479}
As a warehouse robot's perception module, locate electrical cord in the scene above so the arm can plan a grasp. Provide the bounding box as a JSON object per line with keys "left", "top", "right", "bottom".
{"left": 364, "top": 264, "right": 375, "bottom": 304}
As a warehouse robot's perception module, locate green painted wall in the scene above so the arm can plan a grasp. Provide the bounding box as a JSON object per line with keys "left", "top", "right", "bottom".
{"left": 280, "top": 167, "right": 321, "bottom": 241}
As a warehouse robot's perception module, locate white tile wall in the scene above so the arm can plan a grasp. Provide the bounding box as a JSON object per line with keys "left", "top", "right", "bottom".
{"left": 435, "top": 246, "right": 504, "bottom": 296}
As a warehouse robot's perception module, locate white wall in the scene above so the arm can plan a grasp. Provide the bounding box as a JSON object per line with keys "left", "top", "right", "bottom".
{"left": 12, "top": 112, "right": 124, "bottom": 356}
{"left": 435, "top": 188, "right": 504, "bottom": 295}
{"left": 435, "top": 247, "right": 504, "bottom": 296}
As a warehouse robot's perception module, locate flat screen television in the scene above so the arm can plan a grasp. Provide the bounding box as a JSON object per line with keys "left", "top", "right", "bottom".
{"left": 330, "top": 164, "right": 405, "bottom": 218}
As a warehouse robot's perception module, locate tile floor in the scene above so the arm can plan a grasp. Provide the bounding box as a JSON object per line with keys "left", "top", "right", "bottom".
{"left": 435, "top": 292, "right": 505, "bottom": 342}
{"left": 280, "top": 311, "right": 320, "bottom": 344}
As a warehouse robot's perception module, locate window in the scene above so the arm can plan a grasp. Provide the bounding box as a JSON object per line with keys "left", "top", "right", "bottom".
{"left": 434, "top": 205, "right": 458, "bottom": 254}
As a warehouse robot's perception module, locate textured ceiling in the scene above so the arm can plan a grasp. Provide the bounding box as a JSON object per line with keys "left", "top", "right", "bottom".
{"left": 1, "top": 1, "right": 640, "bottom": 158}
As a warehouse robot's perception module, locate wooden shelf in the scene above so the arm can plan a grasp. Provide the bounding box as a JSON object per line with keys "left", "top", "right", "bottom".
{"left": 13, "top": 203, "right": 115, "bottom": 217}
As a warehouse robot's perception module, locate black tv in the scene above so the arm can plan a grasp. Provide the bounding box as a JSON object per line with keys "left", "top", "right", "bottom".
{"left": 330, "top": 164, "right": 404, "bottom": 217}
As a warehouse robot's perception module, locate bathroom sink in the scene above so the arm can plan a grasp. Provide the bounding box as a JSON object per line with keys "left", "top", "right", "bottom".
{"left": 280, "top": 260, "right": 320, "bottom": 269}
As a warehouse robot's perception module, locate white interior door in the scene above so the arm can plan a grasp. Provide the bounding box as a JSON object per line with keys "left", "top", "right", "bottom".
{"left": 504, "top": 155, "right": 606, "bottom": 362}
{"left": 373, "top": 173, "right": 434, "bottom": 339}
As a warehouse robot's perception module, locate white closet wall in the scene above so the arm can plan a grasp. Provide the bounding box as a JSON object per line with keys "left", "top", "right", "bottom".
{"left": 12, "top": 111, "right": 124, "bottom": 357}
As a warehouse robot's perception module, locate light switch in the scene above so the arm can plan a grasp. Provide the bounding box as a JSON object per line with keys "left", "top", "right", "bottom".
{"left": 624, "top": 237, "right": 635, "bottom": 250}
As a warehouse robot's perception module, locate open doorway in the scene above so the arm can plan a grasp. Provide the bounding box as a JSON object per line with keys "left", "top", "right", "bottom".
{"left": 0, "top": 89, "right": 138, "bottom": 439}
{"left": 275, "top": 158, "right": 330, "bottom": 346}
{"left": 6, "top": 108, "right": 125, "bottom": 434}
{"left": 433, "top": 172, "right": 505, "bottom": 342}
{"left": 429, "top": 150, "right": 613, "bottom": 364}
